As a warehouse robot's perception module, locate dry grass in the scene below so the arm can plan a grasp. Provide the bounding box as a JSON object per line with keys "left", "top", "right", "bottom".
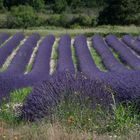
{"left": 0, "top": 121, "right": 94, "bottom": 140}
{"left": 0, "top": 121, "right": 139, "bottom": 140}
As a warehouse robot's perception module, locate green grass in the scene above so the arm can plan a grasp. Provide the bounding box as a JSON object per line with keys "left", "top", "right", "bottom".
{"left": 52, "top": 40, "right": 59, "bottom": 60}
{"left": 0, "top": 87, "right": 32, "bottom": 123}
{"left": 50, "top": 39, "right": 59, "bottom": 74}
{"left": 0, "top": 88, "right": 139, "bottom": 139}
{"left": 25, "top": 55, "right": 36, "bottom": 72}
{"left": 0, "top": 25, "right": 140, "bottom": 37}
{"left": 89, "top": 45, "right": 106, "bottom": 71}
{"left": 110, "top": 47, "right": 131, "bottom": 69}
{"left": 71, "top": 45, "right": 78, "bottom": 71}
{"left": 25, "top": 63, "right": 33, "bottom": 72}
{"left": 25, "top": 38, "right": 44, "bottom": 73}
{"left": 10, "top": 87, "right": 32, "bottom": 103}
{"left": 52, "top": 95, "right": 140, "bottom": 135}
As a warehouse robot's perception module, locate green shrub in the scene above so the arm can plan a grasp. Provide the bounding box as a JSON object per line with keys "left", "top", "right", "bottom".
{"left": 70, "top": 23, "right": 81, "bottom": 29}
{"left": 52, "top": 0, "right": 67, "bottom": 13}
{"left": 6, "top": 5, "right": 39, "bottom": 28}
{"left": 0, "top": 0, "right": 3, "bottom": 10}
{"left": 46, "top": 15, "right": 60, "bottom": 26}
{"left": 0, "top": 13, "right": 7, "bottom": 28}
{"left": 59, "top": 14, "right": 73, "bottom": 28}
{"left": 30, "top": 0, "right": 45, "bottom": 12}
{"left": 4, "top": 0, "right": 45, "bottom": 11}
{"left": 36, "top": 13, "right": 47, "bottom": 26}
{"left": 71, "top": 14, "right": 92, "bottom": 27}
{"left": 45, "top": 14, "right": 95, "bottom": 28}
{"left": 91, "top": 16, "right": 97, "bottom": 26}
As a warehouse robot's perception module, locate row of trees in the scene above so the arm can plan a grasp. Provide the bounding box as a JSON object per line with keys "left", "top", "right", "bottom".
{"left": 0, "top": 0, "right": 44, "bottom": 11}
{"left": 0, "top": 0, "right": 105, "bottom": 12}
{"left": 0, "top": 0, "right": 140, "bottom": 26}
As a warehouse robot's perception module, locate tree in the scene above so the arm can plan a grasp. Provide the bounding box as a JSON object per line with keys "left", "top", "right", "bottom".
{"left": 98, "top": 0, "right": 140, "bottom": 25}
{"left": 0, "top": 0, "right": 4, "bottom": 10}
{"left": 25, "top": 0, "right": 45, "bottom": 11}
{"left": 70, "top": 0, "right": 84, "bottom": 9}
{"left": 7, "top": 5, "right": 38, "bottom": 28}
{"left": 3, "top": 0, "right": 45, "bottom": 11}
{"left": 53, "top": 0, "right": 67, "bottom": 13}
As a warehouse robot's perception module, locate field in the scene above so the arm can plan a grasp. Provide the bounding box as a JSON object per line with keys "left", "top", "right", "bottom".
{"left": 0, "top": 30, "right": 140, "bottom": 139}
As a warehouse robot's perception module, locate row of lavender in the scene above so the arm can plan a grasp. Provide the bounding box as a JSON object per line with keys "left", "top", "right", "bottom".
{"left": 0, "top": 32, "right": 140, "bottom": 76}
{"left": 0, "top": 32, "right": 140, "bottom": 121}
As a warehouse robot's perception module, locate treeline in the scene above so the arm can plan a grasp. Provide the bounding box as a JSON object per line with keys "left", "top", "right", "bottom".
{"left": 0, "top": 0, "right": 105, "bottom": 12}
{"left": 0, "top": 0, "right": 140, "bottom": 29}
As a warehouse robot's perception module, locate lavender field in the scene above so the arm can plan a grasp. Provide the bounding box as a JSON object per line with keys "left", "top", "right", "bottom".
{"left": 0, "top": 32, "right": 140, "bottom": 139}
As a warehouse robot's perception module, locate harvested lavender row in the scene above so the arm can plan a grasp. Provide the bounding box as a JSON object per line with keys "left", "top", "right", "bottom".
{"left": 106, "top": 35, "right": 140, "bottom": 70}
{"left": 4, "top": 33, "right": 40, "bottom": 75}
{"left": 0, "top": 33, "right": 10, "bottom": 46}
{"left": 92, "top": 35, "right": 128, "bottom": 72}
{"left": 74, "top": 35, "right": 101, "bottom": 78}
{"left": 0, "top": 35, "right": 55, "bottom": 104}
{"left": 122, "top": 35, "right": 140, "bottom": 54}
{"left": 0, "top": 33, "right": 24, "bottom": 67}
{"left": 56, "top": 35, "right": 75, "bottom": 73}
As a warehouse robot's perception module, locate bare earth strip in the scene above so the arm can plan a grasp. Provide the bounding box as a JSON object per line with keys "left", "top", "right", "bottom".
{"left": 0, "top": 36, "right": 12, "bottom": 48}
{"left": 50, "top": 38, "right": 59, "bottom": 75}
{"left": 24, "top": 37, "right": 44, "bottom": 74}
{"left": 0, "top": 37, "right": 27, "bottom": 72}
{"left": 71, "top": 39, "right": 78, "bottom": 72}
